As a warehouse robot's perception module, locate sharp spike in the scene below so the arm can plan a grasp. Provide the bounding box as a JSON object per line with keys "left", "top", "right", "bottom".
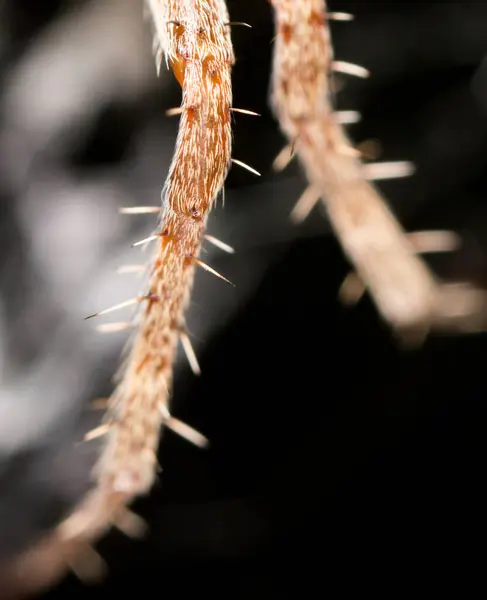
{"left": 132, "top": 233, "right": 162, "bottom": 248}
{"left": 160, "top": 406, "right": 209, "bottom": 448}
{"left": 191, "top": 256, "right": 235, "bottom": 286}
{"left": 113, "top": 508, "right": 148, "bottom": 539}
{"left": 119, "top": 206, "right": 159, "bottom": 214}
{"left": 166, "top": 106, "right": 184, "bottom": 116}
{"left": 159, "top": 404, "right": 208, "bottom": 447}
{"left": 155, "top": 47, "right": 164, "bottom": 77}
{"left": 273, "top": 143, "right": 295, "bottom": 172}
{"left": 225, "top": 21, "right": 252, "bottom": 28}
{"left": 180, "top": 331, "right": 201, "bottom": 375}
{"left": 290, "top": 186, "right": 322, "bottom": 224}
{"left": 328, "top": 12, "right": 354, "bottom": 21}
{"left": 118, "top": 206, "right": 161, "bottom": 215}
{"left": 83, "top": 422, "right": 112, "bottom": 442}
{"left": 94, "top": 322, "right": 134, "bottom": 333}
{"left": 204, "top": 234, "right": 235, "bottom": 254}
{"left": 335, "top": 110, "right": 361, "bottom": 125}
{"left": 406, "top": 230, "right": 461, "bottom": 254}
{"left": 231, "top": 158, "right": 261, "bottom": 176}
{"left": 363, "top": 161, "right": 415, "bottom": 181}
{"left": 332, "top": 60, "right": 370, "bottom": 79}
{"left": 84, "top": 297, "right": 144, "bottom": 320}
{"left": 230, "top": 108, "right": 260, "bottom": 116}
{"left": 166, "top": 417, "right": 209, "bottom": 448}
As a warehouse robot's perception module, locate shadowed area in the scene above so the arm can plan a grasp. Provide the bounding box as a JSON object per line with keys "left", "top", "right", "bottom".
{"left": 0, "top": 0, "right": 486, "bottom": 596}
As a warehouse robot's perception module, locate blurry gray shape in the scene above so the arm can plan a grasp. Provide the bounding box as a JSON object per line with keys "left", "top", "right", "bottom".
{"left": 17, "top": 173, "right": 126, "bottom": 292}
{"left": 0, "top": 298, "right": 6, "bottom": 381}
{"left": 0, "top": 0, "right": 156, "bottom": 191}
{"left": 3, "top": 0, "right": 153, "bottom": 138}
{"left": 0, "top": 333, "right": 91, "bottom": 454}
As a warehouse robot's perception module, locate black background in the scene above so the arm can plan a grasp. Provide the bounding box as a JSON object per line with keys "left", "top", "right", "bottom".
{"left": 1, "top": 1, "right": 487, "bottom": 596}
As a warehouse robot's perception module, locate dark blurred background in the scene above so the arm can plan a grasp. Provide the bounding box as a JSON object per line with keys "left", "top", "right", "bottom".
{"left": 1, "top": 0, "right": 487, "bottom": 596}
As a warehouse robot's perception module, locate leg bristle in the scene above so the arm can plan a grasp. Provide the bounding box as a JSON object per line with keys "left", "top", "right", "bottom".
{"left": 230, "top": 108, "right": 260, "bottom": 116}
{"left": 179, "top": 331, "right": 202, "bottom": 375}
{"left": 166, "top": 420, "right": 208, "bottom": 450}
{"left": 363, "top": 161, "right": 415, "bottom": 181}
{"left": 290, "top": 185, "right": 321, "bottom": 224}
{"left": 332, "top": 60, "right": 370, "bottom": 78}
{"left": 191, "top": 257, "right": 234, "bottom": 286}
{"left": 132, "top": 234, "right": 162, "bottom": 248}
{"left": 204, "top": 234, "right": 235, "bottom": 254}
{"left": 335, "top": 110, "right": 361, "bottom": 125}
{"left": 166, "top": 417, "right": 209, "bottom": 448}
{"left": 84, "top": 297, "right": 143, "bottom": 320}
{"left": 159, "top": 404, "right": 208, "bottom": 448}
{"left": 94, "top": 322, "right": 134, "bottom": 333}
{"left": 328, "top": 12, "right": 354, "bottom": 21}
{"left": 231, "top": 158, "right": 261, "bottom": 176}
{"left": 406, "top": 230, "right": 461, "bottom": 254}
{"left": 166, "top": 106, "right": 184, "bottom": 116}
{"left": 225, "top": 21, "right": 252, "bottom": 28}
{"left": 83, "top": 423, "right": 112, "bottom": 442}
{"left": 119, "top": 206, "right": 160, "bottom": 214}
{"left": 273, "top": 143, "right": 295, "bottom": 172}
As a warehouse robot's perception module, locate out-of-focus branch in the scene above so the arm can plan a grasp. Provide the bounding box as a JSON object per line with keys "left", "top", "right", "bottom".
{"left": 269, "top": 0, "right": 487, "bottom": 338}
